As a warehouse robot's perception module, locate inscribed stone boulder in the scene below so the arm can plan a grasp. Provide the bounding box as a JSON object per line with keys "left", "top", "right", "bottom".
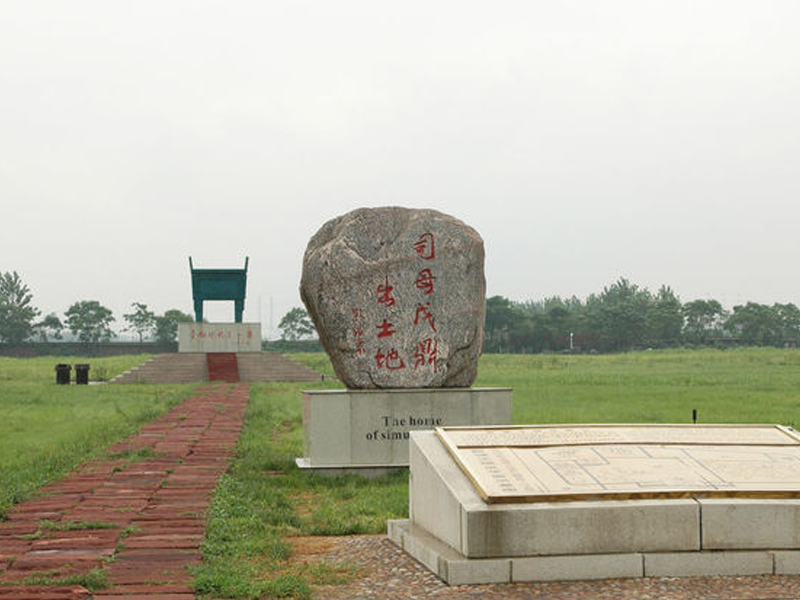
{"left": 300, "top": 207, "right": 485, "bottom": 388}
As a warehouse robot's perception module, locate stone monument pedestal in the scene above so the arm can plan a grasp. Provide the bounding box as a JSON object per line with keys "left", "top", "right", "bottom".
{"left": 295, "top": 388, "right": 512, "bottom": 477}
{"left": 391, "top": 424, "right": 800, "bottom": 584}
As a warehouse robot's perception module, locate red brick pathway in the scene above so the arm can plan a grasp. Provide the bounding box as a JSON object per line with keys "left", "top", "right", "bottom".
{"left": 0, "top": 383, "right": 250, "bottom": 600}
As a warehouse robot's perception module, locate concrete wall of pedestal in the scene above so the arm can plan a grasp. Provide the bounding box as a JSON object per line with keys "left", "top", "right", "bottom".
{"left": 301, "top": 388, "right": 512, "bottom": 468}
{"left": 178, "top": 322, "right": 262, "bottom": 353}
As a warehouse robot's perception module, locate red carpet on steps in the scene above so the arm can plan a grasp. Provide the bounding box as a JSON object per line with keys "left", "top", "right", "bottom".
{"left": 206, "top": 352, "right": 239, "bottom": 383}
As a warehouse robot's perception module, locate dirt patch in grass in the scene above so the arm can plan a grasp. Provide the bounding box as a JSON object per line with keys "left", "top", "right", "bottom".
{"left": 273, "top": 419, "right": 297, "bottom": 442}
{"left": 291, "top": 490, "right": 323, "bottom": 520}
{"left": 284, "top": 536, "right": 362, "bottom": 587}
{"left": 287, "top": 536, "right": 339, "bottom": 564}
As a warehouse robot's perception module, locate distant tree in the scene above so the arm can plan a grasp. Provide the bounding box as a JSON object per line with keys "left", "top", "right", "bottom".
{"left": 682, "top": 299, "right": 726, "bottom": 344}
{"left": 720, "top": 302, "right": 800, "bottom": 347}
{"left": 543, "top": 304, "right": 571, "bottom": 345}
{"left": 773, "top": 303, "right": 800, "bottom": 343}
{"left": 484, "top": 296, "right": 527, "bottom": 353}
{"left": 647, "top": 286, "right": 683, "bottom": 345}
{"left": 724, "top": 302, "right": 781, "bottom": 346}
{"left": 35, "top": 313, "right": 64, "bottom": 342}
{"left": 0, "top": 271, "right": 40, "bottom": 344}
{"left": 585, "top": 278, "right": 652, "bottom": 351}
{"left": 279, "top": 307, "right": 315, "bottom": 340}
{"left": 154, "top": 309, "right": 194, "bottom": 344}
{"left": 517, "top": 296, "right": 581, "bottom": 352}
{"left": 65, "top": 300, "right": 115, "bottom": 344}
{"left": 123, "top": 302, "right": 156, "bottom": 343}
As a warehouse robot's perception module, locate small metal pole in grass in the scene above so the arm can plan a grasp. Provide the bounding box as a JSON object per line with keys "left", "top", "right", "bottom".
{"left": 692, "top": 409, "right": 698, "bottom": 424}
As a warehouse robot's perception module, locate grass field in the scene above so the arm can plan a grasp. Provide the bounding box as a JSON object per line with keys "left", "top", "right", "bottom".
{"left": 0, "top": 355, "right": 197, "bottom": 517}
{"left": 477, "top": 348, "right": 800, "bottom": 427}
{"left": 4, "top": 349, "right": 800, "bottom": 599}
{"left": 196, "top": 347, "right": 800, "bottom": 598}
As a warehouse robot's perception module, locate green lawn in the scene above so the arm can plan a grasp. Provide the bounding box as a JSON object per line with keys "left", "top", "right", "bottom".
{"left": 477, "top": 348, "right": 800, "bottom": 427}
{"left": 0, "top": 355, "right": 197, "bottom": 517}
{"left": 196, "top": 347, "right": 800, "bottom": 599}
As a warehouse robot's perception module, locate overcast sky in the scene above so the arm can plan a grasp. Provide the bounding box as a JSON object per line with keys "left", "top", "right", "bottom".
{"left": 2, "top": 1, "right": 799, "bottom": 338}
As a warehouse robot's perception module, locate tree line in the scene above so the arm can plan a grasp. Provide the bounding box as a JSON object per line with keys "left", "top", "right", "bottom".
{"left": 0, "top": 271, "right": 193, "bottom": 346}
{"left": 6, "top": 269, "right": 800, "bottom": 353}
{"left": 486, "top": 278, "right": 800, "bottom": 353}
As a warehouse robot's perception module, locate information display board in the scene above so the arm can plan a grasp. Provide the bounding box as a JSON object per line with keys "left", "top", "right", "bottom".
{"left": 436, "top": 424, "right": 800, "bottom": 503}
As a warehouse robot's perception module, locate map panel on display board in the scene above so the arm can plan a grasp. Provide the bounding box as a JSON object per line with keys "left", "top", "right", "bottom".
{"left": 435, "top": 424, "right": 800, "bottom": 504}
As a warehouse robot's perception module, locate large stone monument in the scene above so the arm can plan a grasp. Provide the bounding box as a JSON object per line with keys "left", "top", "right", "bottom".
{"left": 301, "top": 207, "right": 485, "bottom": 388}
{"left": 390, "top": 424, "right": 800, "bottom": 584}
{"left": 297, "top": 207, "right": 512, "bottom": 474}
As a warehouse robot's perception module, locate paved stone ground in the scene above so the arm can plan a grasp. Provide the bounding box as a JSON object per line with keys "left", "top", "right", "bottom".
{"left": 0, "top": 383, "right": 249, "bottom": 600}
{"left": 311, "top": 535, "right": 800, "bottom": 600}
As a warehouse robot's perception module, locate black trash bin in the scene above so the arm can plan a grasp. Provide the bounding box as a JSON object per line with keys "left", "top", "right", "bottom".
{"left": 75, "top": 364, "right": 90, "bottom": 385}
{"left": 55, "top": 364, "right": 72, "bottom": 385}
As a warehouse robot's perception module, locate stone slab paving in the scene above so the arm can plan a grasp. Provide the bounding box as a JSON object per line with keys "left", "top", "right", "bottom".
{"left": 313, "top": 535, "right": 800, "bottom": 600}
{"left": 0, "top": 384, "right": 249, "bottom": 600}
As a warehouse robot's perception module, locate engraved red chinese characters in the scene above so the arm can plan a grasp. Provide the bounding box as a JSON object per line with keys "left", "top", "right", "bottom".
{"left": 413, "top": 232, "right": 435, "bottom": 260}
{"left": 375, "top": 347, "right": 406, "bottom": 370}
{"left": 377, "top": 275, "right": 396, "bottom": 307}
{"left": 415, "top": 268, "right": 435, "bottom": 295}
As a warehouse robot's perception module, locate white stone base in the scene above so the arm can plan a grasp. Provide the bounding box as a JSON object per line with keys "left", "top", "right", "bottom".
{"left": 395, "top": 429, "right": 800, "bottom": 584}
{"left": 389, "top": 519, "right": 790, "bottom": 583}
{"left": 297, "top": 387, "right": 512, "bottom": 472}
{"left": 178, "top": 322, "right": 261, "bottom": 353}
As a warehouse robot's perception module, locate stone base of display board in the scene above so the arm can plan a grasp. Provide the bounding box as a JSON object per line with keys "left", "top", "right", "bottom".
{"left": 295, "top": 388, "right": 512, "bottom": 476}
{"left": 389, "top": 519, "right": 800, "bottom": 584}
{"left": 390, "top": 425, "right": 800, "bottom": 584}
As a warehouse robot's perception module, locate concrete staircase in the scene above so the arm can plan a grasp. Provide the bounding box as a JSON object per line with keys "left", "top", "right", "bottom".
{"left": 237, "top": 352, "right": 322, "bottom": 382}
{"left": 111, "top": 353, "right": 208, "bottom": 384}
{"left": 111, "top": 352, "right": 323, "bottom": 384}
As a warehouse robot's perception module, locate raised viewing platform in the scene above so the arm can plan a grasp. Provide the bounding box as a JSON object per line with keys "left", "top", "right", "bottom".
{"left": 391, "top": 424, "right": 800, "bottom": 584}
